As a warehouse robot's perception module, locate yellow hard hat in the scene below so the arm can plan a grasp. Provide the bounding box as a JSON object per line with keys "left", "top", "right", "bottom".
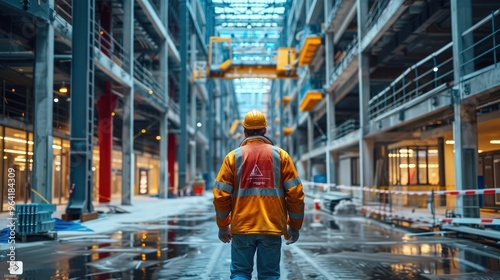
{"left": 242, "top": 109, "right": 267, "bottom": 130}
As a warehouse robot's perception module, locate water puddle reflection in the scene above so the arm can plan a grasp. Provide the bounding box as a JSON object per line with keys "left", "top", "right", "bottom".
{"left": 2, "top": 206, "right": 500, "bottom": 279}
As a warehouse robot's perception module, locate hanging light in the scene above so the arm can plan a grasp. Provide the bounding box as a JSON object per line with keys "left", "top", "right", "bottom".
{"left": 59, "top": 81, "right": 68, "bottom": 94}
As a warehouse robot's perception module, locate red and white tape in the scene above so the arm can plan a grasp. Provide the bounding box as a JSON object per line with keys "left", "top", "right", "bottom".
{"left": 302, "top": 181, "right": 500, "bottom": 196}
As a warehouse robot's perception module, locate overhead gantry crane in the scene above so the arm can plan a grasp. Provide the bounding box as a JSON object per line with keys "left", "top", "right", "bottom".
{"left": 195, "top": 34, "right": 323, "bottom": 136}
{"left": 199, "top": 35, "right": 321, "bottom": 80}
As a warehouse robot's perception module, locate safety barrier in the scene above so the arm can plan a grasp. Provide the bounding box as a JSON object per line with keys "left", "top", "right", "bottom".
{"left": 302, "top": 181, "right": 500, "bottom": 226}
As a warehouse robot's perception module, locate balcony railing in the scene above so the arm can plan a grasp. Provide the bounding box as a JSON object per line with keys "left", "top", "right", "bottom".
{"left": 331, "top": 119, "right": 359, "bottom": 140}
{"left": 1, "top": 82, "right": 32, "bottom": 124}
{"left": 364, "top": 0, "right": 390, "bottom": 37}
{"left": 133, "top": 60, "right": 166, "bottom": 103}
{"left": 54, "top": 0, "right": 72, "bottom": 25}
{"left": 326, "top": 0, "right": 344, "bottom": 30}
{"left": 94, "top": 21, "right": 132, "bottom": 73}
{"left": 368, "top": 42, "right": 454, "bottom": 119}
{"left": 329, "top": 36, "right": 358, "bottom": 83}
{"left": 460, "top": 9, "right": 500, "bottom": 79}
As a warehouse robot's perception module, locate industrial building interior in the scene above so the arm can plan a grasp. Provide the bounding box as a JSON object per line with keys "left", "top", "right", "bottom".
{"left": 0, "top": 0, "right": 500, "bottom": 240}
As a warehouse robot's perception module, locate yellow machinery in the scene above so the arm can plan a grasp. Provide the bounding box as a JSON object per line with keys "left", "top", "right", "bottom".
{"left": 299, "top": 90, "right": 322, "bottom": 111}
{"left": 205, "top": 36, "right": 321, "bottom": 80}
{"left": 203, "top": 35, "right": 323, "bottom": 136}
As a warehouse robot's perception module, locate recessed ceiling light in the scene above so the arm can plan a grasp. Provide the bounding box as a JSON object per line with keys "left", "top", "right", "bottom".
{"left": 445, "top": 140, "right": 454, "bottom": 144}
{"left": 490, "top": 140, "right": 500, "bottom": 144}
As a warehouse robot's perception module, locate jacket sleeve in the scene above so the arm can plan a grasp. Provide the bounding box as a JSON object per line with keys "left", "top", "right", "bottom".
{"left": 213, "top": 151, "right": 235, "bottom": 229}
{"left": 281, "top": 150, "right": 305, "bottom": 230}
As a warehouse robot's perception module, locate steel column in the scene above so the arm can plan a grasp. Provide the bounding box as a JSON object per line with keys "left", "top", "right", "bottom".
{"left": 121, "top": 0, "right": 134, "bottom": 205}
{"left": 190, "top": 34, "right": 197, "bottom": 181}
{"left": 357, "top": 0, "right": 373, "bottom": 203}
{"left": 451, "top": 0, "right": 479, "bottom": 218}
{"left": 97, "top": 83, "right": 117, "bottom": 203}
{"left": 178, "top": 0, "right": 188, "bottom": 192}
{"left": 159, "top": 0, "right": 169, "bottom": 199}
{"left": 205, "top": 2, "right": 215, "bottom": 188}
{"left": 67, "top": 0, "right": 95, "bottom": 214}
{"left": 32, "top": 4, "right": 54, "bottom": 204}
{"left": 326, "top": 93, "right": 336, "bottom": 185}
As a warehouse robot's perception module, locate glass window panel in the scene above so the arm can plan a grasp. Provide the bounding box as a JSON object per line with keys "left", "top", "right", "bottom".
{"left": 418, "top": 148, "right": 428, "bottom": 185}
{"left": 428, "top": 147, "right": 439, "bottom": 185}
{"left": 399, "top": 148, "right": 409, "bottom": 185}
{"left": 408, "top": 147, "right": 417, "bottom": 185}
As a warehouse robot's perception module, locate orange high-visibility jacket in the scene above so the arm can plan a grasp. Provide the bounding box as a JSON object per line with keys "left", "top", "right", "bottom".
{"left": 213, "top": 136, "right": 304, "bottom": 235}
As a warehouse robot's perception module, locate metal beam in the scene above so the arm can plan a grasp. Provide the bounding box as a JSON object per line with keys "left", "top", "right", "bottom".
{"left": 178, "top": 0, "right": 188, "bottom": 193}
{"left": 136, "top": 0, "right": 181, "bottom": 64}
{"left": 187, "top": 2, "right": 208, "bottom": 56}
{"left": 122, "top": 0, "right": 135, "bottom": 205}
{"left": 32, "top": 3, "right": 54, "bottom": 204}
{"left": 66, "top": 0, "right": 95, "bottom": 215}
{"left": 158, "top": 0, "right": 169, "bottom": 199}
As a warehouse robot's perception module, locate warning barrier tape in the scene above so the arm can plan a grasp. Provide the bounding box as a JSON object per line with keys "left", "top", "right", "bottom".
{"left": 302, "top": 181, "right": 500, "bottom": 196}
{"left": 440, "top": 218, "right": 500, "bottom": 225}
{"left": 363, "top": 207, "right": 500, "bottom": 226}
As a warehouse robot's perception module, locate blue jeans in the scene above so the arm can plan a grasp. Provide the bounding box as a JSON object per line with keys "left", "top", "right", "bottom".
{"left": 230, "top": 234, "right": 282, "bottom": 280}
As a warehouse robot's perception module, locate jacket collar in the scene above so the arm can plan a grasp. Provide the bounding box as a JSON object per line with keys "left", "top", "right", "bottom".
{"left": 239, "top": 135, "right": 273, "bottom": 147}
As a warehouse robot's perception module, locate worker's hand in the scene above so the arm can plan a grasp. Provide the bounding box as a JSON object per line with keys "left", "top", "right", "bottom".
{"left": 218, "top": 226, "right": 232, "bottom": 243}
{"left": 285, "top": 226, "right": 299, "bottom": 245}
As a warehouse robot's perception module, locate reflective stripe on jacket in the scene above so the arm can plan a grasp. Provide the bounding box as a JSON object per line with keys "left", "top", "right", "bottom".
{"left": 213, "top": 136, "right": 304, "bottom": 235}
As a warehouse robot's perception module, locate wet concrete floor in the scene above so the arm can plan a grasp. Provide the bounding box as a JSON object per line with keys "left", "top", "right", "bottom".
{"left": 2, "top": 198, "right": 500, "bottom": 279}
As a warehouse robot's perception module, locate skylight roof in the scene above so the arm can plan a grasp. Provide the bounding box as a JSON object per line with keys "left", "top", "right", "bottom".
{"left": 211, "top": 0, "right": 289, "bottom": 119}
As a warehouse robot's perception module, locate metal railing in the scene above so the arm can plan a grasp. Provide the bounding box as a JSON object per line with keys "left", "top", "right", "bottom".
{"left": 368, "top": 42, "right": 454, "bottom": 119}
{"left": 93, "top": 20, "right": 131, "bottom": 73}
{"left": 460, "top": 9, "right": 500, "bottom": 79}
{"left": 326, "top": 0, "right": 344, "bottom": 30}
{"left": 133, "top": 59, "right": 166, "bottom": 103}
{"left": 329, "top": 35, "right": 358, "bottom": 82}
{"left": 54, "top": 0, "right": 72, "bottom": 24}
{"left": 364, "top": 0, "right": 390, "bottom": 36}
{"left": 331, "top": 119, "right": 359, "bottom": 140}
{"left": 1, "top": 82, "right": 32, "bottom": 124}
{"left": 313, "top": 135, "right": 327, "bottom": 148}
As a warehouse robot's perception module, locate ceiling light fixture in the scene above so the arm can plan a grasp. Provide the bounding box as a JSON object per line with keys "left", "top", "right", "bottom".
{"left": 490, "top": 140, "right": 500, "bottom": 144}
{"left": 59, "top": 81, "right": 68, "bottom": 94}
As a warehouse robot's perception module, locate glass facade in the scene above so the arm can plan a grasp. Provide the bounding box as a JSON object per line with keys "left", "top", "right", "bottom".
{"left": 0, "top": 125, "right": 160, "bottom": 211}
{"left": 389, "top": 146, "right": 440, "bottom": 186}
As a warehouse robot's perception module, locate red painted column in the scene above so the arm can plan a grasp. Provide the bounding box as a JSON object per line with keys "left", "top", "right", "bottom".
{"left": 97, "top": 82, "right": 117, "bottom": 203}
{"left": 168, "top": 133, "right": 176, "bottom": 194}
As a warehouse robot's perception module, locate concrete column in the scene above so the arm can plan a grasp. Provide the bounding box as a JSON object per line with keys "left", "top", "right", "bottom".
{"left": 357, "top": 0, "right": 374, "bottom": 202}
{"left": 450, "top": 0, "right": 479, "bottom": 218}
{"left": 451, "top": 0, "right": 474, "bottom": 79}
{"left": 307, "top": 115, "right": 313, "bottom": 181}
{"left": 33, "top": 5, "right": 54, "bottom": 204}
{"left": 159, "top": 0, "right": 169, "bottom": 199}
{"left": 324, "top": 0, "right": 334, "bottom": 83}
{"left": 326, "top": 92, "right": 336, "bottom": 185}
{"left": 121, "top": 0, "right": 134, "bottom": 205}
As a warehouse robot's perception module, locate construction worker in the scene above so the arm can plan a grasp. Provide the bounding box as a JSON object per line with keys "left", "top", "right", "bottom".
{"left": 213, "top": 109, "right": 305, "bottom": 280}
